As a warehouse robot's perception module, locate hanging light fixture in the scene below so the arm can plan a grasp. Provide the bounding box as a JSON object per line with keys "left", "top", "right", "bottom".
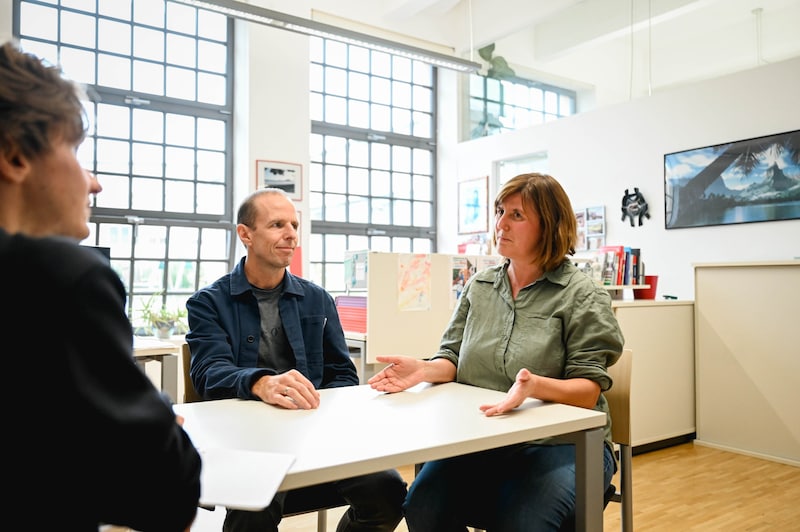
{"left": 174, "top": 0, "right": 481, "bottom": 73}
{"left": 752, "top": 7, "right": 765, "bottom": 66}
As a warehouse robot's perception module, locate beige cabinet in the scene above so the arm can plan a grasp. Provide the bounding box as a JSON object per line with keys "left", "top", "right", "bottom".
{"left": 612, "top": 300, "right": 695, "bottom": 448}
{"left": 694, "top": 261, "right": 800, "bottom": 465}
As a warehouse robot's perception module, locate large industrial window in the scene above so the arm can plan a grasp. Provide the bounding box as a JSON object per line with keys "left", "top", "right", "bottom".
{"left": 309, "top": 37, "right": 437, "bottom": 296}
{"left": 13, "top": 0, "right": 235, "bottom": 332}
{"left": 468, "top": 74, "right": 576, "bottom": 139}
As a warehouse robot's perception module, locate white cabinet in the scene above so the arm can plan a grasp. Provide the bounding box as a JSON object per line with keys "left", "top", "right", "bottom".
{"left": 612, "top": 300, "right": 695, "bottom": 448}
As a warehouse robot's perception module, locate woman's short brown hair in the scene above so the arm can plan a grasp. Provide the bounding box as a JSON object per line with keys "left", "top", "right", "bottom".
{"left": 494, "top": 172, "right": 577, "bottom": 271}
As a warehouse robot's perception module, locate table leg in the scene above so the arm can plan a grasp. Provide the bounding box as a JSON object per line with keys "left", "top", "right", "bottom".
{"left": 345, "top": 338, "right": 368, "bottom": 383}
{"left": 160, "top": 353, "right": 179, "bottom": 403}
{"left": 573, "top": 427, "right": 604, "bottom": 532}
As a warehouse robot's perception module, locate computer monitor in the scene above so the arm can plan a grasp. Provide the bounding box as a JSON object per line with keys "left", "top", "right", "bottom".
{"left": 81, "top": 245, "right": 111, "bottom": 265}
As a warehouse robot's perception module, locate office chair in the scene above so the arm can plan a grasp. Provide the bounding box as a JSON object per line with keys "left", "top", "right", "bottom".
{"left": 180, "top": 343, "right": 346, "bottom": 532}
{"left": 180, "top": 342, "right": 203, "bottom": 404}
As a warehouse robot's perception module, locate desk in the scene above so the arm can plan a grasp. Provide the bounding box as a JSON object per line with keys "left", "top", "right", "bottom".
{"left": 174, "top": 382, "right": 607, "bottom": 531}
{"left": 343, "top": 332, "right": 368, "bottom": 381}
{"left": 133, "top": 336, "right": 180, "bottom": 401}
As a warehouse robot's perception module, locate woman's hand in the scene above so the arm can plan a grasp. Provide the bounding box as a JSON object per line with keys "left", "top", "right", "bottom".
{"left": 368, "top": 355, "right": 423, "bottom": 393}
{"left": 479, "top": 368, "right": 535, "bottom": 416}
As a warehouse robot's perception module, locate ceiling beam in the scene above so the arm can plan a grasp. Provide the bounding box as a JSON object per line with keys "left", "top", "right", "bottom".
{"left": 532, "top": 0, "right": 717, "bottom": 61}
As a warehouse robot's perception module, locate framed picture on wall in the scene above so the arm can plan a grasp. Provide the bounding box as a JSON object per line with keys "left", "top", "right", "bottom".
{"left": 458, "top": 176, "right": 489, "bottom": 234}
{"left": 255, "top": 159, "right": 302, "bottom": 200}
{"left": 664, "top": 129, "right": 800, "bottom": 229}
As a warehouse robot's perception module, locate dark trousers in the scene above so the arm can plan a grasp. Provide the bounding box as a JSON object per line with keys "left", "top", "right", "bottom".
{"left": 223, "top": 469, "right": 407, "bottom": 532}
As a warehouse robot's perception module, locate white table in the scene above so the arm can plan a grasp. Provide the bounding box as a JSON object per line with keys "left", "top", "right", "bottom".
{"left": 174, "top": 382, "right": 607, "bottom": 531}
{"left": 133, "top": 336, "right": 180, "bottom": 401}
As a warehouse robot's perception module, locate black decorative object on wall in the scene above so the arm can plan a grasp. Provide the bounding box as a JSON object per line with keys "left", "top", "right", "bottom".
{"left": 621, "top": 188, "right": 650, "bottom": 226}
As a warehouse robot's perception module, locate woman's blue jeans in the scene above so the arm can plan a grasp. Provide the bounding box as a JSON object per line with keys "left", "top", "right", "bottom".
{"left": 404, "top": 442, "right": 615, "bottom": 532}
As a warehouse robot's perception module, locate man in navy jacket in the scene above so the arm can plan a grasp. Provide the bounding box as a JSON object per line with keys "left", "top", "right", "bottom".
{"left": 186, "top": 188, "right": 406, "bottom": 532}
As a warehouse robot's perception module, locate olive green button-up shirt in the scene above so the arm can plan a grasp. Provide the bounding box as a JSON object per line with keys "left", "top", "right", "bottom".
{"left": 432, "top": 258, "right": 624, "bottom": 447}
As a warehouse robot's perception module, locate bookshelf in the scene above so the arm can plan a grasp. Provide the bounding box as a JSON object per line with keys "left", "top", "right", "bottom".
{"left": 604, "top": 284, "right": 650, "bottom": 300}
{"left": 575, "top": 245, "right": 648, "bottom": 298}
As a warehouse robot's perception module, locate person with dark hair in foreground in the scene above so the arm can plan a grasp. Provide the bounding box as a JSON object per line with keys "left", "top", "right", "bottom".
{"left": 0, "top": 40, "right": 202, "bottom": 531}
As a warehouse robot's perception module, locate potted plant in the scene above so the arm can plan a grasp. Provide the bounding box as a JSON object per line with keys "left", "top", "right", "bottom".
{"left": 140, "top": 293, "right": 187, "bottom": 339}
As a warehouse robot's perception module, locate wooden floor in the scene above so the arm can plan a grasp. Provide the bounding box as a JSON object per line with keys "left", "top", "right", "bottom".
{"left": 191, "top": 442, "right": 800, "bottom": 531}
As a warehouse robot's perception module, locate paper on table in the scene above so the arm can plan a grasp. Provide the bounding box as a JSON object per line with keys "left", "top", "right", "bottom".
{"left": 199, "top": 448, "right": 295, "bottom": 511}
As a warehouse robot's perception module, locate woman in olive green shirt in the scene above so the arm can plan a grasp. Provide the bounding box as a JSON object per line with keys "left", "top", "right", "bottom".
{"left": 369, "top": 172, "right": 624, "bottom": 531}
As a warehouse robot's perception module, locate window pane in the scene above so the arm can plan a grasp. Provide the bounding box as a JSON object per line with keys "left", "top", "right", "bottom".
{"left": 197, "top": 183, "right": 225, "bottom": 214}
{"left": 60, "top": 46, "right": 96, "bottom": 85}
{"left": 98, "top": 19, "right": 131, "bottom": 55}
{"left": 132, "top": 177, "right": 164, "bottom": 210}
{"left": 61, "top": 10, "right": 95, "bottom": 48}
{"left": 96, "top": 138, "right": 130, "bottom": 173}
{"left": 200, "top": 228, "right": 229, "bottom": 259}
{"left": 134, "top": 27, "right": 165, "bottom": 61}
{"left": 16, "top": 0, "right": 234, "bottom": 313}
{"left": 165, "top": 180, "right": 195, "bottom": 212}
{"left": 169, "top": 227, "right": 199, "bottom": 258}
{"left": 324, "top": 94, "right": 347, "bottom": 125}
{"left": 20, "top": 3, "right": 58, "bottom": 40}
{"left": 309, "top": 37, "right": 436, "bottom": 290}
{"left": 166, "top": 66, "right": 196, "bottom": 100}
{"left": 95, "top": 174, "right": 130, "bottom": 208}
{"left": 198, "top": 10, "right": 227, "bottom": 41}
{"left": 133, "top": 60, "right": 164, "bottom": 95}
{"left": 166, "top": 34, "right": 196, "bottom": 69}
{"left": 132, "top": 143, "right": 164, "bottom": 176}
{"left": 97, "top": 104, "right": 130, "bottom": 139}
{"left": 97, "top": 53, "right": 131, "bottom": 90}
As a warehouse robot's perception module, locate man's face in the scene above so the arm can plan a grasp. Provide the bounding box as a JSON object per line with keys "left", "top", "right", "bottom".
{"left": 240, "top": 193, "right": 299, "bottom": 271}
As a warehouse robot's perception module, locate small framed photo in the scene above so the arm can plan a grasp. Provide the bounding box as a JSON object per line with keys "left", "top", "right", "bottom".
{"left": 458, "top": 176, "right": 489, "bottom": 234}
{"left": 255, "top": 160, "right": 302, "bottom": 201}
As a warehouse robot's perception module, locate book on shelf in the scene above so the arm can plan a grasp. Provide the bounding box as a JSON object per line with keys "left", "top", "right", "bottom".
{"left": 598, "top": 245, "right": 625, "bottom": 285}
{"left": 583, "top": 246, "right": 643, "bottom": 287}
{"left": 622, "top": 246, "right": 632, "bottom": 285}
{"left": 629, "top": 248, "right": 641, "bottom": 285}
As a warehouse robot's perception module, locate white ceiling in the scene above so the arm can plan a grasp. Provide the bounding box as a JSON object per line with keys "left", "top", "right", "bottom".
{"left": 311, "top": 0, "right": 800, "bottom": 108}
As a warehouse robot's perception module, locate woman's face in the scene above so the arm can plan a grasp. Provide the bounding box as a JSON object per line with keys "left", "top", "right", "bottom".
{"left": 494, "top": 192, "right": 541, "bottom": 261}
{"left": 21, "top": 132, "right": 101, "bottom": 239}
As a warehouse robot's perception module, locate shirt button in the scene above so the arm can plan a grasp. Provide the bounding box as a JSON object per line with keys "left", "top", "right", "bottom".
{"left": 247, "top": 335, "right": 255, "bottom": 343}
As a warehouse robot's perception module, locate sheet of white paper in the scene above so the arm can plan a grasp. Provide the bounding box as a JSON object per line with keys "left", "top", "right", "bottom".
{"left": 198, "top": 448, "right": 295, "bottom": 511}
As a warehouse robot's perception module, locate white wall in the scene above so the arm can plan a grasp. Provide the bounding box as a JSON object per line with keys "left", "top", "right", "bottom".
{"left": 0, "top": 0, "right": 11, "bottom": 42}
{"left": 436, "top": 57, "right": 800, "bottom": 300}
{"left": 5, "top": 1, "right": 799, "bottom": 299}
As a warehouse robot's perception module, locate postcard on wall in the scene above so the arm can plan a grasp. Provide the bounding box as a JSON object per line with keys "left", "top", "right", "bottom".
{"left": 255, "top": 159, "right": 302, "bottom": 200}
{"left": 574, "top": 205, "right": 605, "bottom": 251}
{"left": 450, "top": 256, "right": 477, "bottom": 306}
{"left": 344, "top": 250, "right": 368, "bottom": 291}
